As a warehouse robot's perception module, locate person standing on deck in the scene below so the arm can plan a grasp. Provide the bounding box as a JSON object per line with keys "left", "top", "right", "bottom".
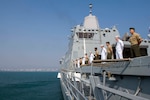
{"left": 115, "top": 36, "right": 124, "bottom": 59}
{"left": 94, "top": 47, "right": 99, "bottom": 60}
{"left": 77, "top": 58, "right": 80, "bottom": 68}
{"left": 85, "top": 53, "right": 89, "bottom": 64}
{"left": 129, "top": 27, "right": 142, "bottom": 58}
{"left": 89, "top": 51, "right": 94, "bottom": 64}
{"left": 106, "top": 42, "right": 113, "bottom": 59}
{"left": 100, "top": 44, "right": 107, "bottom": 60}
{"left": 82, "top": 57, "right": 85, "bottom": 65}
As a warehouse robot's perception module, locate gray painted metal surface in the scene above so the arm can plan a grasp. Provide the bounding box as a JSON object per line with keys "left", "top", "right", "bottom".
{"left": 59, "top": 4, "right": 150, "bottom": 100}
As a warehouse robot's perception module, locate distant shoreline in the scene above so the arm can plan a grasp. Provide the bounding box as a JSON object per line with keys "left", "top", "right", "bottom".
{"left": 0, "top": 71, "right": 59, "bottom": 72}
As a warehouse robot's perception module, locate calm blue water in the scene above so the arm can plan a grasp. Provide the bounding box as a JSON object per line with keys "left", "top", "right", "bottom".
{"left": 0, "top": 72, "right": 64, "bottom": 100}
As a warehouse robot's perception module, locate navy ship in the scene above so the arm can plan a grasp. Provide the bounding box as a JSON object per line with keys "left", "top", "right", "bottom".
{"left": 58, "top": 4, "right": 150, "bottom": 100}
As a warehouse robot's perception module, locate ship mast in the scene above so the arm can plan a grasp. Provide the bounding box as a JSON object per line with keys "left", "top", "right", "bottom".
{"left": 89, "top": 4, "right": 92, "bottom": 15}
{"left": 83, "top": 4, "right": 93, "bottom": 55}
{"left": 83, "top": 37, "right": 86, "bottom": 55}
{"left": 149, "top": 26, "right": 150, "bottom": 34}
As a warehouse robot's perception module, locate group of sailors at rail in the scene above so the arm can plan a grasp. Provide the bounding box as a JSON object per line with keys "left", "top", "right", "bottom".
{"left": 73, "top": 27, "right": 143, "bottom": 68}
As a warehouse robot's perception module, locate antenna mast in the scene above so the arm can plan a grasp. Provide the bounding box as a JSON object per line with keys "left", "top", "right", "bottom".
{"left": 89, "top": 4, "right": 93, "bottom": 15}
{"left": 149, "top": 27, "right": 150, "bottom": 34}
{"left": 148, "top": 27, "right": 150, "bottom": 39}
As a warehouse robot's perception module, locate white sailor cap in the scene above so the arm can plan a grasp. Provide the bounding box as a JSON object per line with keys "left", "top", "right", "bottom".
{"left": 100, "top": 44, "right": 104, "bottom": 47}
{"left": 115, "top": 35, "right": 120, "bottom": 38}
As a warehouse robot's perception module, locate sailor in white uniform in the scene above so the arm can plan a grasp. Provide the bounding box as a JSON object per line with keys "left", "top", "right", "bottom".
{"left": 77, "top": 58, "right": 80, "bottom": 68}
{"left": 89, "top": 51, "right": 94, "bottom": 64}
{"left": 100, "top": 44, "right": 107, "bottom": 60}
{"left": 115, "top": 36, "right": 124, "bottom": 59}
{"left": 82, "top": 57, "right": 85, "bottom": 65}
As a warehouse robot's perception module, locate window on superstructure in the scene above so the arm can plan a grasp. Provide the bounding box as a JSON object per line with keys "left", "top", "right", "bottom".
{"left": 76, "top": 32, "right": 94, "bottom": 39}
{"left": 113, "top": 30, "right": 116, "bottom": 32}
{"left": 103, "top": 33, "right": 106, "bottom": 37}
{"left": 144, "top": 40, "right": 147, "bottom": 43}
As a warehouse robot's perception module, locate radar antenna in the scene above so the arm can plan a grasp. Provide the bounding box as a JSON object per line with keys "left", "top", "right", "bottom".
{"left": 89, "top": 4, "right": 93, "bottom": 14}
{"left": 148, "top": 26, "right": 150, "bottom": 39}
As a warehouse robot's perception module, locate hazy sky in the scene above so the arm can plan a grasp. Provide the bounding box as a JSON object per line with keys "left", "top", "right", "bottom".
{"left": 0, "top": 0, "right": 150, "bottom": 69}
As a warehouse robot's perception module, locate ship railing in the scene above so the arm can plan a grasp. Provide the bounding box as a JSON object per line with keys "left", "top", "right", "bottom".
{"left": 79, "top": 58, "right": 131, "bottom": 68}
{"left": 90, "top": 75, "right": 149, "bottom": 100}
{"left": 66, "top": 57, "right": 150, "bottom": 100}
{"left": 61, "top": 70, "right": 93, "bottom": 100}
{"left": 96, "top": 85, "right": 149, "bottom": 100}
{"left": 89, "top": 57, "right": 150, "bottom": 100}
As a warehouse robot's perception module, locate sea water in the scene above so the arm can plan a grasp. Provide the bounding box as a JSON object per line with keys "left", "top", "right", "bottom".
{"left": 0, "top": 72, "right": 63, "bottom": 100}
